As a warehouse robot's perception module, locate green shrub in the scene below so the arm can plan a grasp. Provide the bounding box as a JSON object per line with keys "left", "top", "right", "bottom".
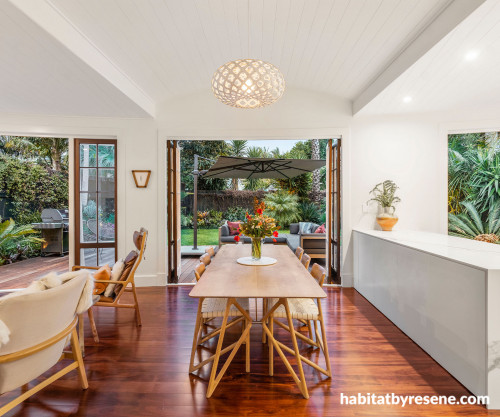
{"left": 0, "top": 218, "right": 44, "bottom": 265}
{"left": 0, "top": 156, "right": 68, "bottom": 224}
{"left": 196, "top": 210, "right": 224, "bottom": 229}
{"left": 264, "top": 191, "right": 300, "bottom": 227}
{"left": 299, "top": 202, "right": 321, "bottom": 224}
{"left": 223, "top": 206, "right": 247, "bottom": 221}
{"left": 181, "top": 213, "right": 193, "bottom": 228}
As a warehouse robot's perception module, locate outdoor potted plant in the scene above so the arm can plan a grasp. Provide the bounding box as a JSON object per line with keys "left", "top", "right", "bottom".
{"left": 236, "top": 199, "right": 279, "bottom": 260}
{"left": 368, "top": 180, "right": 401, "bottom": 231}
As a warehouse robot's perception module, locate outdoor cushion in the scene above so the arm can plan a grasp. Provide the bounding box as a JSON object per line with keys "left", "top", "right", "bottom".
{"left": 220, "top": 224, "right": 230, "bottom": 236}
{"left": 227, "top": 221, "right": 241, "bottom": 235}
{"left": 315, "top": 224, "right": 326, "bottom": 233}
{"left": 285, "top": 234, "right": 300, "bottom": 251}
{"left": 299, "top": 222, "right": 318, "bottom": 234}
{"left": 289, "top": 223, "right": 300, "bottom": 235}
{"left": 93, "top": 264, "right": 111, "bottom": 295}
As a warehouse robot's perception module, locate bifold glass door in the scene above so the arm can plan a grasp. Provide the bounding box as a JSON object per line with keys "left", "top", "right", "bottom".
{"left": 327, "top": 139, "right": 341, "bottom": 284}
{"left": 75, "top": 139, "right": 117, "bottom": 266}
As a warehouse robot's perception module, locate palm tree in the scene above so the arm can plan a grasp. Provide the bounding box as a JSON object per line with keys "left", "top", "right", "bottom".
{"left": 228, "top": 140, "right": 247, "bottom": 190}
{"left": 264, "top": 190, "right": 301, "bottom": 227}
{"left": 243, "top": 146, "right": 270, "bottom": 190}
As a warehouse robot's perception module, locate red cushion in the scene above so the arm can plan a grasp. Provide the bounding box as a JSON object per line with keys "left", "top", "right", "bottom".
{"left": 315, "top": 224, "right": 326, "bottom": 233}
{"left": 227, "top": 221, "right": 241, "bottom": 236}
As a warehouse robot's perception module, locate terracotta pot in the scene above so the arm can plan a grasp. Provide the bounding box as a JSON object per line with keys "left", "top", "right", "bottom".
{"left": 376, "top": 216, "right": 398, "bottom": 231}
{"left": 376, "top": 207, "right": 398, "bottom": 231}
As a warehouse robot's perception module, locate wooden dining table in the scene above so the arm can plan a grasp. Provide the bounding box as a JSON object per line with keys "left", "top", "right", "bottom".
{"left": 189, "top": 243, "right": 329, "bottom": 398}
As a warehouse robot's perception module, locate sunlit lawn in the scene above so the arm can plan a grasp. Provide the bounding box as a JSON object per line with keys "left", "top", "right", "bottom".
{"left": 181, "top": 228, "right": 290, "bottom": 246}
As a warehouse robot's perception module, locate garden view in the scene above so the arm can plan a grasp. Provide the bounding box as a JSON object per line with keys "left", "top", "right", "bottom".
{"left": 180, "top": 139, "right": 329, "bottom": 247}
{"left": 448, "top": 132, "right": 500, "bottom": 244}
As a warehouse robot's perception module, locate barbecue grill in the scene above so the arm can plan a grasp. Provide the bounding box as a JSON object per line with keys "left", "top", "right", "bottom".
{"left": 32, "top": 209, "right": 69, "bottom": 256}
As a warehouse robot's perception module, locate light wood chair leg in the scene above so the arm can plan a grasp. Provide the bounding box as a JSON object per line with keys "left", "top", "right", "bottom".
{"left": 70, "top": 328, "right": 88, "bottom": 389}
{"left": 131, "top": 283, "right": 142, "bottom": 326}
{"left": 245, "top": 318, "right": 250, "bottom": 373}
{"left": 87, "top": 308, "right": 99, "bottom": 343}
{"left": 284, "top": 299, "right": 309, "bottom": 399}
{"left": 269, "top": 311, "right": 274, "bottom": 376}
{"left": 78, "top": 314, "right": 85, "bottom": 357}
{"left": 307, "top": 320, "right": 313, "bottom": 342}
{"left": 318, "top": 301, "right": 332, "bottom": 377}
{"left": 189, "top": 299, "right": 204, "bottom": 373}
{"left": 262, "top": 298, "right": 268, "bottom": 344}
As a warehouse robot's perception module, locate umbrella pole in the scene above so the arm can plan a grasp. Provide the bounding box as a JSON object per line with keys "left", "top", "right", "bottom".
{"left": 193, "top": 154, "right": 199, "bottom": 250}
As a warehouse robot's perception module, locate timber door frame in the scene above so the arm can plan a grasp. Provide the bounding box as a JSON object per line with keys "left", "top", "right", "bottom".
{"left": 167, "top": 140, "right": 180, "bottom": 283}
{"left": 327, "top": 139, "right": 341, "bottom": 284}
{"left": 74, "top": 138, "right": 117, "bottom": 266}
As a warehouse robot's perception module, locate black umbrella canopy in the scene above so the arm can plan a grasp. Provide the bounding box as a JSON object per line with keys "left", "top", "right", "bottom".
{"left": 202, "top": 156, "right": 325, "bottom": 180}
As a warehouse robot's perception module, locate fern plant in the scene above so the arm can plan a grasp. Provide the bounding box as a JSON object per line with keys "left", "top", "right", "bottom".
{"left": 448, "top": 201, "right": 500, "bottom": 243}
{"left": 0, "top": 219, "right": 44, "bottom": 265}
{"left": 368, "top": 180, "right": 401, "bottom": 209}
{"left": 298, "top": 202, "right": 321, "bottom": 224}
{"left": 263, "top": 191, "right": 300, "bottom": 227}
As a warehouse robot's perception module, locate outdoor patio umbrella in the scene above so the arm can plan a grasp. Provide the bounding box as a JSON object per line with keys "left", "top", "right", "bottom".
{"left": 191, "top": 156, "right": 325, "bottom": 250}
{"left": 202, "top": 156, "right": 325, "bottom": 179}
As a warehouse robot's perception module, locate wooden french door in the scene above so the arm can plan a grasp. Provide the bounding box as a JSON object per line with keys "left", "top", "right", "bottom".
{"left": 167, "top": 140, "right": 181, "bottom": 283}
{"left": 327, "top": 139, "right": 341, "bottom": 284}
{"left": 74, "top": 139, "right": 117, "bottom": 266}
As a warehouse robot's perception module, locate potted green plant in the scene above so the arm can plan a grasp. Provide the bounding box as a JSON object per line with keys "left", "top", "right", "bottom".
{"left": 368, "top": 180, "right": 401, "bottom": 231}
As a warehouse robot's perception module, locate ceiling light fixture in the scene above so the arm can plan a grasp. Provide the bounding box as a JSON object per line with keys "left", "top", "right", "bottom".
{"left": 464, "top": 50, "right": 480, "bottom": 61}
{"left": 212, "top": 59, "right": 285, "bottom": 109}
{"left": 211, "top": 0, "right": 285, "bottom": 109}
{"left": 403, "top": 96, "right": 412, "bottom": 103}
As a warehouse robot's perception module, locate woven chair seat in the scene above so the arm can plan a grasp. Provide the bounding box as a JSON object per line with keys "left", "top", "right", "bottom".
{"left": 269, "top": 298, "right": 319, "bottom": 320}
{"left": 201, "top": 298, "right": 249, "bottom": 319}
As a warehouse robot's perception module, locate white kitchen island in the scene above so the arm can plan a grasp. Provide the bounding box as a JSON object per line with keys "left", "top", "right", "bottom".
{"left": 353, "top": 229, "right": 500, "bottom": 409}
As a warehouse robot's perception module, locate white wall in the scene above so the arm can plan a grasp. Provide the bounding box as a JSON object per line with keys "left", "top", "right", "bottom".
{"left": 0, "top": 114, "right": 163, "bottom": 286}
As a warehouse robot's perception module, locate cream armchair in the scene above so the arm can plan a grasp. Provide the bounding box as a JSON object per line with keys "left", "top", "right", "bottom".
{"left": 0, "top": 271, "right": 90, "bottom": 416}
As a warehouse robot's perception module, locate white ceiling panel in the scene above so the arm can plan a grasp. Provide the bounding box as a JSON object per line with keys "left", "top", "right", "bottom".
{"left": 360, "top": 0, "right": 500, "bottom": 115}
{"left": 0, "top": 0, "right": 150, "bottom": 117}
{"left": 47, "top": 0, "right": 451, "bottom": 103}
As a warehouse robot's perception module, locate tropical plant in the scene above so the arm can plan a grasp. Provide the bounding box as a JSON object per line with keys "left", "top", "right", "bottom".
{"left": 368, "top": 180, "right": 401, "bottom": 209}
{"left": 264, "top": 190, "right": 300, "bottom": 227}
{"left": 468, "top": 151, "right": 500, "bottom": 214}
{"left": 299, "top": 202, "right": 321, "bottom": 224}
{"left": 243, "top": 146, "right": 271, "bottom": 191}
{"left": 223, "top": 206, "right": 247, "bottom": 222}
{"left": 0, "top": 218, "right": 44, "bottom": 265}
{"left": 180, "top": 213, "right": 192, "bottom": 228}
{"left": 311, "top": 139, "right": 321, "bottom": 203}
{"left": 448, "top": 201, "right": 500, "bottom": 244}
{"left": 196, "top": 210, "right": 224, "bottom": 229}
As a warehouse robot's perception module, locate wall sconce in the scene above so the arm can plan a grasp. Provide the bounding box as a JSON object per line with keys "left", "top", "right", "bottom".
{"left": 132, "top": 170, "right": 151, "bottom": 188}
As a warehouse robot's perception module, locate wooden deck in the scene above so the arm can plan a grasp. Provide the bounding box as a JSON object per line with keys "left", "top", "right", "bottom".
{"left": 0, "top": 285, "right": 495, "bottom": 416}
{"left": 0, "top": 255, "right": 69, "bottom": 289}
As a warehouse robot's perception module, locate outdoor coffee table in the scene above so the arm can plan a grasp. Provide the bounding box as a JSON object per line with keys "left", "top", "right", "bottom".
{"left": 189, "top": 244, "right": 328, "bottom": 398}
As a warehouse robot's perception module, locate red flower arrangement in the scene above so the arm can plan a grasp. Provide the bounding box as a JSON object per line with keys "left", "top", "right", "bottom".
{"left": 234, "top": 235, "right": 240, "bottom": 242}
{"left": 237, "top": 198, "right": 280, "bottom": 240}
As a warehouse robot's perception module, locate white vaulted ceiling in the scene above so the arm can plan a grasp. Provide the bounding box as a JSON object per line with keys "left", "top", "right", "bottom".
{"left": 0, "top": 0, "right": 490, "bottom": 117}
{"left": 0, "top": 1, "right": 150, "bottom": 118}
{"left": 360, "top": 0, "right": 500, "bottom": 115}
{"left": 47, "top": 0, "right": 450, "bottom": 103}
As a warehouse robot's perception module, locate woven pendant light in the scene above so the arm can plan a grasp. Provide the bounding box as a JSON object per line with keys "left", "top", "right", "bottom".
{"left": 211, "top": 59, "right": 285, "bottom": 109}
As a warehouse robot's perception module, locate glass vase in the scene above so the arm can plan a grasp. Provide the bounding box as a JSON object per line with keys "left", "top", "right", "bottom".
{"left": 251, "top": 238, "right": 263, "bottom": 260}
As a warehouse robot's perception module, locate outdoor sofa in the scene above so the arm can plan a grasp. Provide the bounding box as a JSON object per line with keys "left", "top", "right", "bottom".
{"left": 218, "top": 221, "right": 326, "bottom": 259}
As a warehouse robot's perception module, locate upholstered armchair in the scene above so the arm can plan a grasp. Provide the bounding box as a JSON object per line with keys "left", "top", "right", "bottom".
{"left": 0, "top": 271, "right": 90, "bottom": 415}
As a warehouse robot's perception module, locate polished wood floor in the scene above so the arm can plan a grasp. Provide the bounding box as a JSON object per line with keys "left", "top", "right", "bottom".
{"left": 0, "top": 284, "right": 497, "bottom": 416}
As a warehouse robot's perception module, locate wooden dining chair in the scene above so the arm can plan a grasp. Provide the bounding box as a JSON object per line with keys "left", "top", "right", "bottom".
{"left": 194, "top": 262, "right": 205, "bottom": 282}
{"left": 295, "top": 246, "right": 304, "bottom": 261}
{"left": 205, "top": 247, "right": 216, "bottom": 258}
{"left": 73, "top": 228, "right": 147, "bottom": 327}
{"left": 189, "top": 265, "right": 250, "bottom": 374}
{"left": 301, "top": 253, "right": 311, "bottom": 269}
{"left": 200, "top": 253, "right": 211, "bottom": 267}
{"left": 267, "top": 263, "right": 331, "bottom": 378}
